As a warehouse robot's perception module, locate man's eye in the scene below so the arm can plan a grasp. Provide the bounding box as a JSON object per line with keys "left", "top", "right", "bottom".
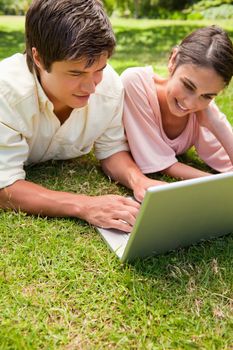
{"left": 69, "top": 73, "right": 82, "bottom": 77}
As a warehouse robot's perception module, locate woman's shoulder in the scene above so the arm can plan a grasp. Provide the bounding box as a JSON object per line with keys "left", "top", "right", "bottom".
{"left": 121, "top": 66, "right": 154, "bottom": 92}
{"left": 121, "top": 66, "right": 153, "bottom": 80}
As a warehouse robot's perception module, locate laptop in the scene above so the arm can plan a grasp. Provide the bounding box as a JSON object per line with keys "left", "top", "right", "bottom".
{"left": 97, "top": 172, "right": 233, "bottom": 262}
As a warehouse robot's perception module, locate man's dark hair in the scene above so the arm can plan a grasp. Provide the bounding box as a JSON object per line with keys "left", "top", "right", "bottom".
{"left": 173, "top": 25, "right": 233, "bottom": 86}
{"left": 25, "top": 0, "right": 116, "bottom": 72}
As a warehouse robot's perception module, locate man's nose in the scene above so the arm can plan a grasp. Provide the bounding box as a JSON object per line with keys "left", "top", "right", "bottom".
{"left": 81, "top": 79, "right": 96, "bottom": 94}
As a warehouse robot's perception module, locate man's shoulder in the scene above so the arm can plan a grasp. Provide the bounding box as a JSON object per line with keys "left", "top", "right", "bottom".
{"left": 95, "top": 64, "right": 123, "bottom": 99}
{"left": 0, "top": 53, "right": 36, "bottom": 104}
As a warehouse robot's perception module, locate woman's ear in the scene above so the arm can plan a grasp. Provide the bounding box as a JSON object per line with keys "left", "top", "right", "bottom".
{"left": 31, "top": 47, "right": 44, "bottom": 70}
{"left": 168, "top": 46, "right": 179, "bottom": 74}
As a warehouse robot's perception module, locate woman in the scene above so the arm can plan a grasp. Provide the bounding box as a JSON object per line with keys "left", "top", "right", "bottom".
{"left": 121, "top": 26, "right": 233, "bottom": 180}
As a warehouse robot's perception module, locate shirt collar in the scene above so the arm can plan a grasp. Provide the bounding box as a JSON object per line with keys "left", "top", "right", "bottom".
{"left": 33, "top": 70, "right": 54, "bottom": 112}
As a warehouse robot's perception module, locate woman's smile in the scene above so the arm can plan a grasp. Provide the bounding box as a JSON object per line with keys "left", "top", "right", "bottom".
{"left": 175, "top": 99, "right": 189, "bottom": 112}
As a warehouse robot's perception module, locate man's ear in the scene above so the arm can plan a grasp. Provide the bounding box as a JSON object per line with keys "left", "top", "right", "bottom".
{"left": 168, "top": 46, "right": 179, "bottom": 74}
{"left": 32, "top": 47, "right": 44, "bottom": 70}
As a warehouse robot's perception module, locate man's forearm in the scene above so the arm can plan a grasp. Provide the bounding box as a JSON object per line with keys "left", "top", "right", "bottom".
{"left": 0, "top": 179, "right": 85, "bottom": 217}
{"left": 0, "top": 179, "right": 141, "bottom": 232}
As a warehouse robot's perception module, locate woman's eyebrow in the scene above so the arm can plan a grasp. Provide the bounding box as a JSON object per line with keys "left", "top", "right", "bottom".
{"left": 183, "top": 77, "right": 196, "bottom": 89}
{"left": 202, "top": 92, "right": 218, "bottom": 97}
{"left": 183, "top": 77, "right": 218, "bottom": 96}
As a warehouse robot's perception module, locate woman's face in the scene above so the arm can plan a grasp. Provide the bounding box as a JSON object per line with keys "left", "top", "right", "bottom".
{"left": 166, "top": 62, "right": 225, "bottom": 117}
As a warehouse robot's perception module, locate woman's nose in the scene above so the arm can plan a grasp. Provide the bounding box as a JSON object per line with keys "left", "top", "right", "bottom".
{"left": 184, "top": 95, "right": 200, "bottom": 110}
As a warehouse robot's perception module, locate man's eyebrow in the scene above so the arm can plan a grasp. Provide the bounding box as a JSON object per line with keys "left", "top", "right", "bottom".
{"left": 68, "top": 64, "right": 107, "bottom": 74}
{"left": 183, "top": 77, "right": 218, "bottom": 96}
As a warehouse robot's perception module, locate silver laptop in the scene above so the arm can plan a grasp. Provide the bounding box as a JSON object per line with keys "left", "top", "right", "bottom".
{"left": 97, "top": 172, "right": 233, "bottom": 262}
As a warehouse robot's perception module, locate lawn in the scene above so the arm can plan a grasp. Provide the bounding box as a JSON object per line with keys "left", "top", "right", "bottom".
{"left": 0, "top": 16, "right": 232, "bottom": 350}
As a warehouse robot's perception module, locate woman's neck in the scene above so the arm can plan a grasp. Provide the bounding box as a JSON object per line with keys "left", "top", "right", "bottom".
{"left": 155, "top": 78, "right": 189, "bottom": 140}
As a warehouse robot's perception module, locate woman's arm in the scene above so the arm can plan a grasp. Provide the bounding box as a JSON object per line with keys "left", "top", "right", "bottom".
{"left": 162, "top": 161, "right": 211, "bottom": 180}
{"left": 101, "top": 151, "right": 166, "bottom": 201}
{"left": 196, "top": 104, "right": 233, "bottom": 166}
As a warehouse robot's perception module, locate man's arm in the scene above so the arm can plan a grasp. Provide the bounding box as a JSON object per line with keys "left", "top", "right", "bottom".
{"left": 100, "top": 151, "right": 166, "bottom": 201}
{"left": 0, "top": 179, "right": 140, "bottom": 232}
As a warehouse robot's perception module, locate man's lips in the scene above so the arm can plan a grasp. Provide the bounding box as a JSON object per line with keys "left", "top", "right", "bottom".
{"left": 72, "top": 94, "right": 90, "bottom": 99}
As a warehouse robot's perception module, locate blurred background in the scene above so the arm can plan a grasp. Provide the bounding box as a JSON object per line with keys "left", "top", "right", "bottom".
{"left": 0, "top": 0, "right": 232, "bottom": 20}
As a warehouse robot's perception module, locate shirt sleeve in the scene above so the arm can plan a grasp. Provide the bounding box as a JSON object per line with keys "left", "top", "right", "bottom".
{"left": 94, "top": 87, "right": 129, "bottom": 160}
{"left": 0, "top": 100, "right": 29, "bottom": 189}
{"left": 195, "top": 101, "right": 233, "bottom": 172}
{"left": 121, "top": 67, "right": 177, "bottom": 174}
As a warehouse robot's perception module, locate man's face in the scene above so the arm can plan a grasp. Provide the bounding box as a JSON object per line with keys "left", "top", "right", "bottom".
{"left": 33, "top": 50, "right": 108, "bottom": 114}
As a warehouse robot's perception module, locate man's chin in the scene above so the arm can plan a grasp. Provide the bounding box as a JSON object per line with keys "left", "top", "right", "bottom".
{"left": 75, "top": 102, "right": 88, "bottom": 109}
{"left": 70, "top": 100, "right": 89, "bottom": 109}
{"left": 71, "top": 95, "right": 90, "bottom": 109}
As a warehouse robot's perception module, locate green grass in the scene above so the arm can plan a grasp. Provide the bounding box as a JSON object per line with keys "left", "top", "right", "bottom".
{"left": 0, "top": 16, "right": 233, "bottom": 350}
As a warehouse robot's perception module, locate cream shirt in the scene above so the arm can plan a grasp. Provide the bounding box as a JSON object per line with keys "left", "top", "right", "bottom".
{"left": 0, "top": 54, "right": 128, "bottom": 189}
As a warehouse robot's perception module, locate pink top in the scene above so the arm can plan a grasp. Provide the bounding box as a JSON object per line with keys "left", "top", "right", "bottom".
{"left": 121, "top": 66, "right": 233, "bottom": 174}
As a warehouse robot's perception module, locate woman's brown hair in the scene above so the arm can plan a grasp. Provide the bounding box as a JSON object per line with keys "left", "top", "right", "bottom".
{"left": 173, "top": 26, "right": 233, "bottom": 86}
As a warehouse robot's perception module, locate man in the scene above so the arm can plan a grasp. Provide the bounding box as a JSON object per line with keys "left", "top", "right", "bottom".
{"left": 0, "top": 0, "right": 163, "bottom": 232}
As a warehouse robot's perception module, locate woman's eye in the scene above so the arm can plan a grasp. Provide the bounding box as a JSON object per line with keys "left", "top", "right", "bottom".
{"left": 203, "top": 95, "right": 212, "bottom": 100}
{"left": 183, "top": 82, "right": 194, "bottom": 91}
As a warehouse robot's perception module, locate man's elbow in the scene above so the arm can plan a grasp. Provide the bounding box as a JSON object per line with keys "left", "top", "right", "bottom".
{"left": 0, "top": 186, "right": 10, "bottom": 209}
{"left": 100, "top": 157, "right": 112, "bottom": 177}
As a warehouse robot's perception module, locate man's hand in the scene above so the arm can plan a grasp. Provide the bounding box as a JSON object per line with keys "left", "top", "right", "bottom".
{"left": 80, "top": 195, "right": 140, "bottom": 232}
